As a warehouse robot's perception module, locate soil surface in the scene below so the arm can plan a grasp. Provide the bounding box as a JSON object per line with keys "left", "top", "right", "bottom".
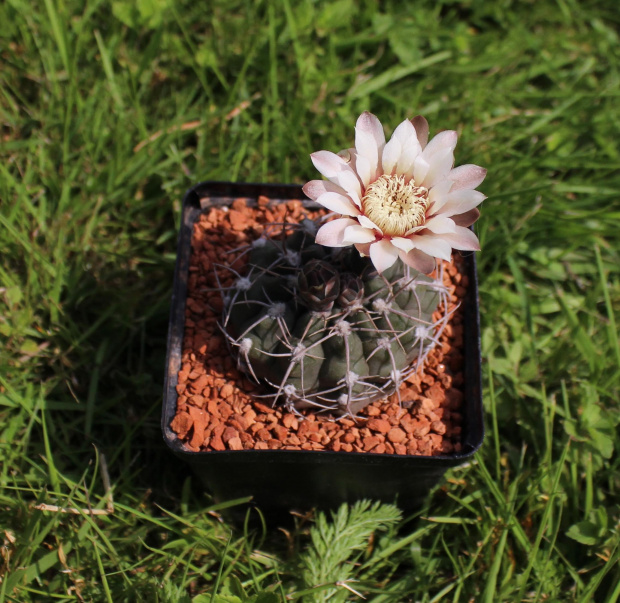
{"left": 171, "top": 197, "right": 468, "bottom": 456}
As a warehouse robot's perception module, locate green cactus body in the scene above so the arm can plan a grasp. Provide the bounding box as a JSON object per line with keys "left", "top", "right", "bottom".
{"left": 221, "top": 220, "right": 447, "bottom": 416}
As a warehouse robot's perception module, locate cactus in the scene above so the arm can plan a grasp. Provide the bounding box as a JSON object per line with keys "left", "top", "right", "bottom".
{"left": 219, "top": 219, "right": 450, "bottom": 416}
{"left": 216, "top": 110, "right": 485, "bottom": 416}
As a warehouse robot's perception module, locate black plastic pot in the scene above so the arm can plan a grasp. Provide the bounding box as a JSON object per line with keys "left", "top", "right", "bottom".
{"left": 162, "top": 181, "right": 484, "bottom": 519}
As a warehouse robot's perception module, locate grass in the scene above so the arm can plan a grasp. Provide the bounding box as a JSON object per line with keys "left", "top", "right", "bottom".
{"left": 1, "top": 0, "right": 619, "bottom": 600}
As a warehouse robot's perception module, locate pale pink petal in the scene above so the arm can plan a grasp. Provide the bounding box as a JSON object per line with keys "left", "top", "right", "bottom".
{"left": 403, "top": 224, "right": 426, "bottom": 236}
{"left": 452, "top": 208, "right": 480, "bottom": 227}
{"left": 356, "top": 112, "right": 386, "bottom": 179}
{"left": 390, "top": 237, "right": 415, "bottom": 253}
{"left": 369, "top": 239, "right": 399, "bottom": 273}
{"left": 333, "top": 171, "right": 362, "bottom": 208}
{"left": 302, "top": 179, "right": 347, "bottom": 201}
{"left": 381, "top": 136, "right": 401, "bottom": 175}
{"left": 343, "top": 225, "right": 377, "bottom": 244}
{"left": 439, "top": 226, "right": 481, "bottom": 251}
{"left": 395, "top": 139, "right": 422, "bottom": 175}
{"left": 356, "top": 111, "right": 386, "bottom": 150}
{"left": 310, "top": 150, "right": 348, "bottom": 178}
{"left": 437, "top": 189, "right": 486, "bottom": 217}
{"left": 422, "top": 147, "right": 454, "bottom": 188}
{"left": 390, "top": 119, "right": 421, "bottom": 174}
{"left": 422, "top": 130, "right": 458, "bottom": 161}
{"left": 409, "top": 234, "right": 453, "bottom": 261}
{"left": 315, "top": 192, "right": 360, "bottom": 216}
{"left": 448, "top": 164, "right": 487, "bottom": 191}
{"left": 315, "top": 218, "right": 358, "bottom": 247}
{"left": 355, "top": 129, "right": 379, "bottom": 178}
{"left": 426, "top": 180, "right": 454, "bottom": 213}
{"left": 383, "top": 119, "right": 422, "bottom": 176}
{"left": 355, "top": 154, "right": 372, "bottom": 188}
{"left": 392, "top": 118, "right": 417, "bottom": 144}
{"left": 423, "top": 215, "right": 456, "bottom": 234}
{"left": 411, "top": 116, "right": 429, "bottom": 149}
{"left": 357, "top": 214, "right": 382, "bottom": 234}
{"left": 355, "top": 242, "right": 371, "bottom": 257}
{"left": 413, "top": 155, "right": 430, "bottom": 184}
{"left": 399, "top": 248, "right": 435, "bottom": 274}
{"left": 337, "top": 147, "right": 357, "bottom": 166}
{"left": 311, "top": 153, "right": 361, "bottom": 200}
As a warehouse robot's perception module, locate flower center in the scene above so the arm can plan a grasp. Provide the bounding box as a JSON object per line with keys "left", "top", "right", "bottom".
{"left": 362, "top": 175, "right": 429, "bottom": 237}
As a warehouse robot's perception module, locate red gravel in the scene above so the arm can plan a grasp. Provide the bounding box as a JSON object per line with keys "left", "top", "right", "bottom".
{"left": 171, "top": 197, "right": 468, "bottom": 456}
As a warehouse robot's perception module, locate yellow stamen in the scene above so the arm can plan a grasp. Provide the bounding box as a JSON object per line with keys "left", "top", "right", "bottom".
{"left": 362, "top": 175, "right": 429, "bottom": 236}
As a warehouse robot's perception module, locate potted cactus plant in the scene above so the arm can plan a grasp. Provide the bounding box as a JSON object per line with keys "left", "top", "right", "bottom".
{"left": 162, "top": 112, "right": 485, "bottom": 518}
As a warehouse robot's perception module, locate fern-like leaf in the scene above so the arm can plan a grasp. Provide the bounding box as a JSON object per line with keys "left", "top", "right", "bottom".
{"left": 301, "top": 500, "right": 402, "bottom": 602}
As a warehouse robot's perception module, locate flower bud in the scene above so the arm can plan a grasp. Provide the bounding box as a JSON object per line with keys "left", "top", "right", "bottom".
{"left": 337, "top": 273, "right": 364, "bottom": 308}
{"left": 298, "top": 259, "right": 340, "bottom": 312}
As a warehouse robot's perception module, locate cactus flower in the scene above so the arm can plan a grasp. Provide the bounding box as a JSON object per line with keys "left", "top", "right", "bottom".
{"left": 303, "top": 112, "right": 486, "bottom": 273}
